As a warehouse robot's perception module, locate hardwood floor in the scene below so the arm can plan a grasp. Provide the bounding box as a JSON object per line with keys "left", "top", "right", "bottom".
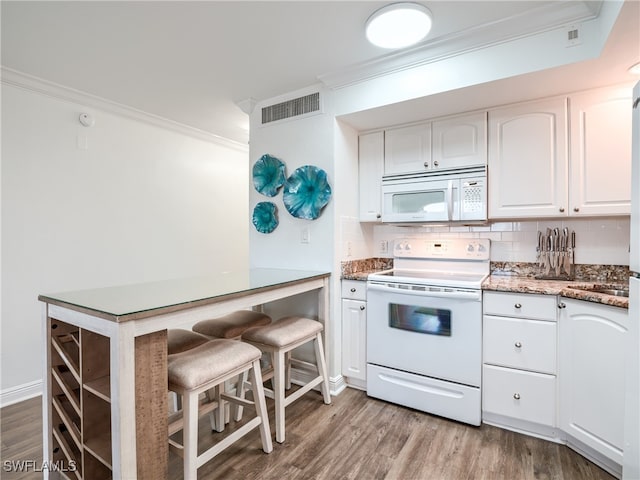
{"left": 2, "top": 388, "right": 614, "bottom": 480}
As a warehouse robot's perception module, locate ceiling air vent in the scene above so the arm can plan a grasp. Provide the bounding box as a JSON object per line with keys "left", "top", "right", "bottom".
{"left": 261, "top": 92, "right": 320, "bottom": 125}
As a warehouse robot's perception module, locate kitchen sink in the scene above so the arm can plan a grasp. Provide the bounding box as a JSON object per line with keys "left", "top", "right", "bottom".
{"left": 568, "top": 285, "right": 629, "bottom": 297}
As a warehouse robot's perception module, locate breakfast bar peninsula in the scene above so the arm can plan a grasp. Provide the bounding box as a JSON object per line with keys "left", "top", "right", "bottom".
{"left": 38, "top": 268, "right": 330, "bottom": 479}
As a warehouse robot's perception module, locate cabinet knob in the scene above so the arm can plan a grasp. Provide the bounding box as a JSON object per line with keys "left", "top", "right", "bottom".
{"left": 558, "top": 302, "right": 566, "bottom": 309}
{"left": 573, "top": 207, "right": 580, "bottom": 212}
{"left": 515, "top": 341, "right": 522, "bottom": 348}
{"left": 559, "top": 207, "right": 565, "bottom": 213}
{"left": 376, "top": 213, "right": 381, "bottom": 219}
{"left": 350, "top": 288, "right": 356, "bottom": 293}
{"left": 434, "top": 161, "right": 439, "bottom": 167}
{"left": 514, "top": 303, "right": 522, "bottom": 309}
{"left": 423, "top": 162, "right": 429, "bottom": 168}
{"left": 360, "top": 305, "right": 366, "bottom": 311}
{"left": 513, "top": 393, "right": 521, "bottom": 400}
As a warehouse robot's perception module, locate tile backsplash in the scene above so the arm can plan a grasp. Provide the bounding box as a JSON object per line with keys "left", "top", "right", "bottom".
{"left": 340, "top": 216, "right": 630, "bottom": 266}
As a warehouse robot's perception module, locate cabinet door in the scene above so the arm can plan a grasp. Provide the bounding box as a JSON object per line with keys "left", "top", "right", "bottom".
{"left": 569, "top": 86, "right": 632, "bottom": 216}
{"left": 358, "top": 132, "right": 384, "bottom": 222}
{"left": 384, "top": 123, "right": 431, "bottom": 176}
{"left": 559, "top": 299, "right": 628, "bottom": 466}
{"left": 488, "top": 97, "right": 568, "bottom": 218}
{"left": 341, "top": 298, "right": 367, "bottom": 382}
{"left": 432, "top": 111, "right": 487, "bottom": 170}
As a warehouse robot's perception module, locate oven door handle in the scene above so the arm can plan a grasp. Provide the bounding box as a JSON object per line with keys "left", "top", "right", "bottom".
{"left": 367, "top": 283, "right": 481, "bottom": 300}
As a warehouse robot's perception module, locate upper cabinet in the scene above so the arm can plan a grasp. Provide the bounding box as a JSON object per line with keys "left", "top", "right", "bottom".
{"left": 432, "top": 111, "right": 487, "bottom": 171}
{"left": 488, "top": 85, "right": 632, "bottom": 219}
{"left": 384, "top": 123, "right": 431, "bottom": 175}
{"left": 568, "top": 86, "right": 632, "bottom": 216}
{"left": 383, "top": 112, "right": 487, "bottom": 176}
{"left": 488, "top": 97, "right": 568, "bottom": 218}
{"left": 358, "top": 131, "right": 384, "bottom": 222}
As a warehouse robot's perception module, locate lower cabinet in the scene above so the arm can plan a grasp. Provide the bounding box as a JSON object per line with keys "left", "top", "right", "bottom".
{"left": 482, "top": 291, "right": 559, "bottom": 438}
{"left": 483, "top": 291, "right": 628, "bottom": 479}
{"left": 341, "top": 280, "right": 367, "bottom": 389}
{"left": 559, "top": 299, "right": 628, "bottom": 476}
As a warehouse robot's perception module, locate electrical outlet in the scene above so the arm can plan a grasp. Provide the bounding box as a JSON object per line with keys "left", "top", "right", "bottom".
{"left": 380, "top": 240, "right": 388, "bottom": 254}
{"left": 347, "top": 241, "right": 352, "bottom": 257}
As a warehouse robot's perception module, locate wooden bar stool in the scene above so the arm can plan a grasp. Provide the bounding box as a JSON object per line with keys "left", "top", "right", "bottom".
{"left": 168, "top": 339, "right": 272, "bottom": 479}
{"left": 192, "top": 310, "right": 272, "bottom": 340}
{"left": 241, "top": 316, "right": 331, "bottom": 443}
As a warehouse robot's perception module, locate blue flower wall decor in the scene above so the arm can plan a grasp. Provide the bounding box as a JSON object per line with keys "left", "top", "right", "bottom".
{"left": 283, "top": 165, "right": 332, "bottom": 220}
{"left": 252, "top": 202, "right": 279, "bottom": 233}
{"left": 252, "top": 154, "right": 286, "bottom": 197}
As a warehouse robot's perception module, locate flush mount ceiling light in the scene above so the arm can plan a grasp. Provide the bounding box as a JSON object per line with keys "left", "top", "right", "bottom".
{"left": 629, "top": 62, "right": 640, "bottom": 75}
{"left": 366, "top": 2, "right": 432, "bottom": 49}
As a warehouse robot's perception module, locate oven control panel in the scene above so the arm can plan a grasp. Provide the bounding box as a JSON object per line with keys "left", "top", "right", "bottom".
{"left": 393, "top": 238, "right": 490, "bottom": 260}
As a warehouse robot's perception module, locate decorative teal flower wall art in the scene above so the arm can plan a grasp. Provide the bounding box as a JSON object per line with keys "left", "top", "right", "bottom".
{"left": 252, "top": 154, "right": 286, "bottom": 197}
{"left": 252, "top": 201, "right": 279, "bottom": 234}
{"left": 283, "top": 165, "right": 332, "bottom": 220}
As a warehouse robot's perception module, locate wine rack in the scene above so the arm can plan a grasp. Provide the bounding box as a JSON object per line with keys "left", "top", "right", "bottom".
{"left": 49, "top": 319, "right": 112, "bottom": 480}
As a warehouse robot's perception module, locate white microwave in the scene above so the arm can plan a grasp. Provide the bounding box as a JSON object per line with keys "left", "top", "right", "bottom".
{"left": 381, "top": 166, "right": 487, "bottom": 224}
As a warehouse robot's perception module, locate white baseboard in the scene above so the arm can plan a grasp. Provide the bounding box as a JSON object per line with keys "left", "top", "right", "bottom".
{"left": 290, "top": 367, "right": 346, "bottom": 397}
{"left": 1, "top": 380, "right": 42, "bottom": 408}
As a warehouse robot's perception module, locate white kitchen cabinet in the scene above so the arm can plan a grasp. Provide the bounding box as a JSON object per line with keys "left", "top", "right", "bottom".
{"left": 559, "top": 298, "right": 628, "bottom": 474}
{"left": 383, "top": 112, "right": 487, "bottom": 177}
{"left": 384, "top": 123, "right": 431, "bottom": 176}
{"left": 482, "top": 291, "right": 559, "bottom": 438}
{"left": 432, "top": 111, "right": 487, "bottom": 170}
{"left": 488, "top": 85, "right": 633, "bottom": 219}
{"left": 568, "top": 86, "right": 632, "bottom": 216}
{"left": 358, "top": 131, "right": 384, "bottom": 222}
{"left": 488, "top": 96, "right": 568, "bottom": 218}
{"left": 341, "top": 280, "right": 367, "bottom": 388}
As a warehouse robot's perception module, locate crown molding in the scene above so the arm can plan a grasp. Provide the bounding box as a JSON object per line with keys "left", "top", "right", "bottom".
{"left": 319, "top": 0, "right": 601, "bottom": 89}
{"left": 1, "top": 67, "right": 248, "bottom": 152}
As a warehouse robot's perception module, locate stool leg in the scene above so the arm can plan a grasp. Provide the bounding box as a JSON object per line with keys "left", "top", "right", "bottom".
{"left": 274, "top": 350, "right": 286, "bottom": 443}
{"left": 314, "top": 333, "right": 332, "bottom": 405}
{"left": 249, "top": 359, "right": 273, "bottom": 453}
{"left": 234, "top": 370, "right": 248, "bottom": 422}
{"left": 183, "top": 389, "right": 199, "bottom": 480}
{"left": 215, "top": 384, "right": 225, "bottom": 433}
{"left": 285, "top": 351, "right": 292, "bottom": 390}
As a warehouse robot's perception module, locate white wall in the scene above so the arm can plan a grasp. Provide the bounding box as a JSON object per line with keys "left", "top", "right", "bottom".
{"left": 1, "top": 81, "right": 250, "bottom": 404}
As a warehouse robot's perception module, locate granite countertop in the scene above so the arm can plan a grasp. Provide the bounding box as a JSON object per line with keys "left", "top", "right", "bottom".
{"left": 482, "top": 275, "right": 629, "bottom": 309}
{"left": 341, "top": 259, "right": 629, "bottom": 309}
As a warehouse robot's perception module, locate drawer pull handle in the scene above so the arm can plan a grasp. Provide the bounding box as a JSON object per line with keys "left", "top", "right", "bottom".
{"left": 350, "top": 288, "right": 356, "bottom": 293}
{"left": 515, "top": 341, "right": 522, "bottom": 348}
{"left": 514, "top": 303, "right": 522, "bottom": 309}
{"left": 558, "top": 302, "right": 566, "bottom": 309}
{"left": 360, "top": 305, "right": 365, "bottom": 311}
{"left": 513, "top": 393, "right": 521, "bottom": 400}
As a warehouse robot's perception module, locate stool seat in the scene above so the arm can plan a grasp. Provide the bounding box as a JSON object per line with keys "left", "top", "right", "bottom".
{"left": 242, "top": 316, "right": 322, "bottom": 348}
{"left": 167, "top": 329, "right": 210, "bottom": 355}
{"left": 193, "top": 310, "right": 272, "bottom": 339}
{"left": 168, "top": 339, "right": 261, "bottom": 390}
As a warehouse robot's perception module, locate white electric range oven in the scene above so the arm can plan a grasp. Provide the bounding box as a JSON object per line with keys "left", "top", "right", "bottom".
{"left": 366, "top": 237, "right": 490, "bottom": 426}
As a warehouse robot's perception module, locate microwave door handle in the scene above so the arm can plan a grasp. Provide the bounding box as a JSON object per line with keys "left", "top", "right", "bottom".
{"left": 447, "top": 180, "right": 454, "bottom": 221}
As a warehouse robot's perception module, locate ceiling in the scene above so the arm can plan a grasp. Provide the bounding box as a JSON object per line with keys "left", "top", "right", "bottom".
{"left": 2, "top": 1, "right": 639, "bottom": 145}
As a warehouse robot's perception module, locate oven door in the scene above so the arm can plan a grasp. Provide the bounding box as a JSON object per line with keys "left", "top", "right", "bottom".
{"left": 366, "top": 281, "right": 482, "bottom": 387}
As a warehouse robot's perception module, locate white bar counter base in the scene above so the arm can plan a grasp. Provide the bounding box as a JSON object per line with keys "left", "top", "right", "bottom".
{"left": 39, "top": 268, "right": 330, "bottom": 480}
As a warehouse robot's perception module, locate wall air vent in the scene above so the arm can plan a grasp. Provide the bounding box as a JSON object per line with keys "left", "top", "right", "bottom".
{"left": 566, "top": 24, "right": 582, "bottom": 47}
{"left": 261, "top": 92, "right": 320, "bottom": 125}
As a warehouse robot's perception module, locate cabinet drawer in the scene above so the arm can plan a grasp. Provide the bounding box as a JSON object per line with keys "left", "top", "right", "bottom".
{"left": 483, "top": 365, "right": 556, "bottom": 427}
{"left": 483, "top": 291, "right": 557, "bottom": 321}
{"left": 484, "top": 316, "right": 556, "bottom": 374}
{"left": 341, "top": 280, "right": 366, "bottom": 301}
